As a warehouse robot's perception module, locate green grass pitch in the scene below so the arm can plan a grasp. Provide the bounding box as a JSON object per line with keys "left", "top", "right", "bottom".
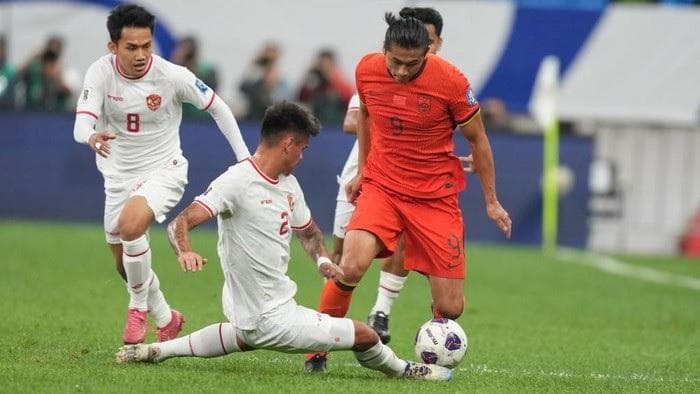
{"left": 1, "top": 220, "right": 698, "bottom": 392}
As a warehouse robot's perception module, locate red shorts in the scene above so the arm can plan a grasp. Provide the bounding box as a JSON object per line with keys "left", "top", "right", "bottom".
{"left": 347, "top": 181, "right": 465, "bottom": 279}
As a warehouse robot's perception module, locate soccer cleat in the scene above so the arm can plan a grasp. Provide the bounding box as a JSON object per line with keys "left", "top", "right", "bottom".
{"left": 401, "top": 362, "right": 453, "bottom": 381}
{"left": 304, "top": 353, "right": 327, "bottom": 373}
{"left": 122, "top": 308, "right": 148, "bottom": 344}
{"left": 157, "top": 309, "right": 185, "bottom": 342}
{"left": 368, "top": 311, "right": 391, "bottom": 344}
{"left": 115, "top": 344, "right": 161, "bottom": 364}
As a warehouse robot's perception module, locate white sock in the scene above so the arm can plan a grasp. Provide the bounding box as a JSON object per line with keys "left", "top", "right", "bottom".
{"left": 156, "top": 323, "right": 240, "bottom": 361}
{"left": 147, "top": 272, "right": 172, "bottom": 328}
{"left": 370, "top": 271, "right": 408, "bottom": 315}
{"left": 122, "top": 235, "right": 151, "bottom": 311}
{"left": 354, "top": 342, "right": 407, "bottom": 376}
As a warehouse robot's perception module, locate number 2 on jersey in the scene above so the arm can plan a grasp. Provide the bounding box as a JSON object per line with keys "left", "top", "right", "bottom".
{"left": 126, "top": 113, "right": 140, "bottom": 132}
{"left": 279, "top": 211, "right": 290, "bottom": 235}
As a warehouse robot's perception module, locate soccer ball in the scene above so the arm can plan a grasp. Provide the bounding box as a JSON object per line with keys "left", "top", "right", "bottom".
{"left": 414, "top": 318, "right": 468, "bottom": 369}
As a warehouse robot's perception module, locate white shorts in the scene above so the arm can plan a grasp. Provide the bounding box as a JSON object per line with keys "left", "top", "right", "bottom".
{"left": 234, "top": 301, "right": 355, "bottom": 353}
{"left": 333, "top": 199, "right": 356, "bottom": 239}
{"left": 103, "top": 157, "right": 188, "bottom": 244}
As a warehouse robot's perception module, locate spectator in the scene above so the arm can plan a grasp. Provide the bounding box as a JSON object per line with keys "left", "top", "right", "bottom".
{"left": 297, "top": 48, "right": 354, "bottom": 125}
{"left": 170, "top": 36, "right": 219, "bottom": 118}
{"left": 238, "top": 42, "right": 290, "bottom": 121}
{"left": 17, "top": 35, "right": 73, "bottom": 111}
{"left": 0, "top": 35, "right": 16, "bottom": 109}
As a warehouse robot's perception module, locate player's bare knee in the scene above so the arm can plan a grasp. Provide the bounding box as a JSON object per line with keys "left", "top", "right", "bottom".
{"left": 435, "top": 302, "right": 464, "bottom": 320}
{"left": 351, "top": 321, "right": 380, "bottom": 352}
{"left": 118, "top": 219, "right": 145, "bottom": 241}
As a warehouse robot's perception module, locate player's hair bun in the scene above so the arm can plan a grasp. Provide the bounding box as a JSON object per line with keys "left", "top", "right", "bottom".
{"left": 399, "top": 7, "right": 417, "bottom": 19}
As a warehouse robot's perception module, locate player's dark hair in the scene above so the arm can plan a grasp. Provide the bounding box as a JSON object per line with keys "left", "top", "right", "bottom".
{"left": 383, "top": 12, "right": 430, "bottom": 52}
{"left": 400, "top": 7, "right": 443, "bottom": 37}
{"left": 107, "top": 4, "right": 155, "bottom": 42}
{"left": 261, "top": 102, "right": 321, "bottom": 143}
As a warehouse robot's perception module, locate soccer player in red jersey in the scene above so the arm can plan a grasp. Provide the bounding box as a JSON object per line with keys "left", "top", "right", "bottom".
{"left": 305, "top": 11, "right": 511, "bottom": 372}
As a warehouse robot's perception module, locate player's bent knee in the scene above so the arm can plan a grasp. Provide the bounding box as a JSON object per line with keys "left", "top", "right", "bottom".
{"left": 434, "top": 302, "right": 464, "bottom": 320}
{"left": 118, "top": 219, "right": 147, "bottom": 241}
{"left": 351, "top": 321, "right": 380, "bottom": 352}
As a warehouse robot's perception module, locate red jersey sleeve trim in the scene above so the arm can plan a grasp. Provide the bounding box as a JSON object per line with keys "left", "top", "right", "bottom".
{"left": 194, "top": 199, "right": 215, "bottom": 218}
{"left": 292, "top": 218, "right": 313, "bottom": 230}
{"left": 76, "top": 110, "right": 99, "bottom": 119}
{"left": 456, "top": 108, "right": 481, "bottom": 127}
{"left": 202, "top": 93, "right": 216, "bottom": 111}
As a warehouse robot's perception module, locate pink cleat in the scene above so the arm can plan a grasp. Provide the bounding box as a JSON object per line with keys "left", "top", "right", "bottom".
{"left": 156, "top": 310, "right": 185, "bottom": 342}
{"left": 122, "top": 308, "right": 148, "bottom": 344}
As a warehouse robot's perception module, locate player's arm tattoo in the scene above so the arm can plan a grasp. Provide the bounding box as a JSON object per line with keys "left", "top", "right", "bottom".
{"left": 294, "top": 220, "right": 329, "bottom": 261}
{"left": 167, "top": 201, "right": 212, "bottom": 256}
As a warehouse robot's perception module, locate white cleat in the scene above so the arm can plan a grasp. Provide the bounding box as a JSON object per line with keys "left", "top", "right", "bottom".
{"left": 115, "top": 344, "right": 162, "bottom": 364}
{"left": 401, "top": 362, "right": 453, "bottom": 381}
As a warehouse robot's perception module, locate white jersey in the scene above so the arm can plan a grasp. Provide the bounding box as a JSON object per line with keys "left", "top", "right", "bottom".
{"left": 195, "top": 158, "right": 312, "bottom": 330}
{"left": 336, "top": 94, "right": 360, "bottom": 201}
{"left": 76, "top": 54, "right": 217, "bottom": 177}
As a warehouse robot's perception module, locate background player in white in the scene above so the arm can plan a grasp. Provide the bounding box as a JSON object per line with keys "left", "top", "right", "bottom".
{"left": 330, "top": 7, "right": 474, "bottom": 345}
{"left": 72, "top": 4, "right": 250, "bottom": 345}
{"left": 115, "top": 102, "right": 452, "bottom": 381}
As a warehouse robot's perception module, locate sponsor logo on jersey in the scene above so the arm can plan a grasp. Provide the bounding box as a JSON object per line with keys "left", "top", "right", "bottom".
{"left": 108, "top": 94, "right": 124, "bottom": 102}
{"left": 467, "top": 88, "right": 477, "bottom": 107}
{"left": 417, "top": 94, "right": 431, "bottom": 113}
{"left": 195, "top": 79, "right": 209, "bottom": 94}
{"left": 146, "top": 93, "right": 161, "bottom": 111}
{"left": 287, "top": 194, "right": 296, "bottom": 212}
{"left": 260, "top": 199, "right": 272, "bottom": 205}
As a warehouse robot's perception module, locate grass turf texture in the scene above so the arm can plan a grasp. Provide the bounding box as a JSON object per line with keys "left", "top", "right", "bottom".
{"left": 1, "top": 220, "right": 698, "bottom": 392}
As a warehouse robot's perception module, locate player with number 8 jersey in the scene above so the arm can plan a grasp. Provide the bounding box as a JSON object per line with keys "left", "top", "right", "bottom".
{"left": 73, "top": 4, "right": 250, "bottom": 345}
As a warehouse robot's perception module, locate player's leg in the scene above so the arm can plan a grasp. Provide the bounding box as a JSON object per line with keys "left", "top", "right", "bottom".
{"left": 401, "top": 194, "right": 466, "bottom": 319}
{"left": 331, "top": 199, "right": 354, "bottom": 265}
{"left": 118, "top": 195, "right": 157, "bottom": 344}
{"left": 115, "top": 322, "right": 251, "bottom": 363}
{"left": 108, "top": 244, "right": 127, "bottom": 281}
{"left": 368, "top": 237, "right": 409, "bottom": 343}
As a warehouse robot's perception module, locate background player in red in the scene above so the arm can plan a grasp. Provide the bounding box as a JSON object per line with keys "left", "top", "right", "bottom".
{"left": 305, "top": 11, "right": 511, "bottom": 372}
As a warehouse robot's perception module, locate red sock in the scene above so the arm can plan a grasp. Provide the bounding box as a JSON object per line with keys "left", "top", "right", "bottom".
{"left": 318, "top": 279, "right": 355, "bottom": 318}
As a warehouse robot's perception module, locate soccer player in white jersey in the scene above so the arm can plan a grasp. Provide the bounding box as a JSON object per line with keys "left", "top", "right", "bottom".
{"left": 325, "top": 7, "right": 476, "bottom": 350}
{"left": 72, "top": 4, "right": 250, "bottom": 345}
{"left": 114, "top": 102, "right": 452, "bottom": 381}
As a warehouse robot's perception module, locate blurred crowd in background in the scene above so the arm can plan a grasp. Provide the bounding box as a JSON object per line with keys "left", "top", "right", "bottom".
{"left": 0, "top": 33, "right": 513, "bottom": 131}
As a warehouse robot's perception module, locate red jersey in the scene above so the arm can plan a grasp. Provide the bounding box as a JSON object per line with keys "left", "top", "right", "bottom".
{"left": 356, "top": 53, "right": 480, "bottom": 199}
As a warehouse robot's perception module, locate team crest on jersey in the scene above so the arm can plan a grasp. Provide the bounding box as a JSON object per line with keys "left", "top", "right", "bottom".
{"left": 287, "top": 194, "right": 296, "bottom": 212}
{"left": 467, "top": 88, "right": 477, "bottom": 107}
{"left": 146, "top": 94, "right": 161, "bottom": 111}
{"left": 195, "top": 79, "right": 209, "bottom": 94}
{"left": 417, "top": 94, "right": 431, "bottom": 113}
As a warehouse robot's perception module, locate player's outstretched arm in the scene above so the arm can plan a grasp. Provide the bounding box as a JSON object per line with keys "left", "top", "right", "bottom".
{"left": 459, "top": 112, "right": 512, "bottom": 238}
{"left": 206, "top": 96, "right": 251, "bottom": 161}
{"left": 167, "top": 201, "right": 212, "bottom": 272}
{"left": 294, "top": 221, "right": 343, "bottom": 280}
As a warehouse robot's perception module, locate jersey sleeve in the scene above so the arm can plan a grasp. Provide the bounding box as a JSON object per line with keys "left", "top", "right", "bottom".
{"left": 347, "top": 93, "right": 360, "bottom": 112}
{"left": 446, "top": 66, "right": 481, "bottom": 126}
{"left": 172, "top": 64, "right": 216, "bottom": 111}
{"left": 194, "top": 166, "right": 245, "bottom": 217}
{"left": 289, "top": 177, "right": 312, "bottom": 230}
{"left": 75, "top": 61, "right": 106, "bottom": 120}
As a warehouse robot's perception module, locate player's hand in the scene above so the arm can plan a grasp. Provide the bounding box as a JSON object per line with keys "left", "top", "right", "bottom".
{"left": 88, "top": 131, "right": 116, "bottom": 158}
{"left": 319, "top": 261, "right": 344, "bottom": 281}
{"left": 178, "top": 251, "right": 208, "bottom": 272}
{"left": 486, "top": 201, "right": 512, "bottom": 239}
{"left": 459, "top": 154, "right": 476, "bottom": 174}
{"left": 345, "top": 174, "right": 362, "bottom": 203}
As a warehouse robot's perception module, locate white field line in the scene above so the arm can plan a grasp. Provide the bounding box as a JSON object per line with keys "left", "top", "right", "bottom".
{"left": 556, "top": 248, "right": 700, "bottom": 291}
{"left": 239, "top": 355, "right": 699, "bottom": 384}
